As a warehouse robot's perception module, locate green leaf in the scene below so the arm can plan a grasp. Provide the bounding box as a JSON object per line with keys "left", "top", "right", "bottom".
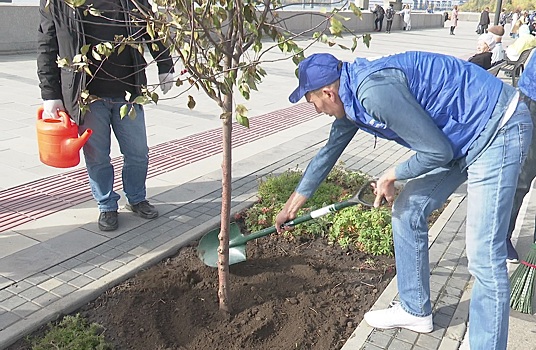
{"left": 128, "top": 105, "right": 137, "bottom": 120}
{"left": 88, "top": 7, "right": 102, "bottom": 17}
{"left": 80, "top": 44, "right": 91, "bottom": 55}
{"left": 64, "top": 0, "right": 86, "bottom": 8}
{"left": 146, "top": 22, "right": 155, "bottom": 39}
{"left": 56, "top": 57, "right": 70, "bottom": 67}
{"left": 351, "top": 37, "right": 358, "bottom": 51}
{"left": 187, "top": 95, "right": 196, "bottom": 109}
{"left": 91, "top": 50, "right": 102, "bottom": 61}
{"left": 151, "top": 92, "right": 159, "bottom": 104}
{"left": 133, "top": 96, "right": 149, "bottom": 105}
{"left": 349, "top": 3, "right": 362, "bottom": 18}
{"left": 236, "top": 104, "right": 248, "bottom": 116}
{"left": 362, "top": 33, "right": 372, "bottom": 48}
{"left": 236, "top": 114, "right": 249, "bottom": 128}
{"left": 120, "top": 104, "right": 129, "bottom": 119}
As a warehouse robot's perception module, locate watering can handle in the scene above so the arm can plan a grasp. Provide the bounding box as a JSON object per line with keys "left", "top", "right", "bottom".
{"left": 57, "top": 110, "right": 73, "bottom": 128}
{"left": 37, "top": 106, "right": 44, "bottom": 120}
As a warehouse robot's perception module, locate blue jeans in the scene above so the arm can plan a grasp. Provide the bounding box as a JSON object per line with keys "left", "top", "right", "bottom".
{"left": 78, "top": 98, "right": 149, "bottom": 212}
{"left": 507, "top": 97, "right": 536, "bottom": 243}
{"left": 393, "top": 104, "right": 532, "bottom": 350}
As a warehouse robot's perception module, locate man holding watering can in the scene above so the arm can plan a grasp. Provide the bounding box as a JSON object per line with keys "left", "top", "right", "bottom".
{"left": 275, "top": 52, "right": 532, "bottom": 350}
{"left": 37, "top": 0, "right": 174, "bottom": 231}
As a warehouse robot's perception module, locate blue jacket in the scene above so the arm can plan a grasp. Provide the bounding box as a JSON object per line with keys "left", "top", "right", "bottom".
{"left": 518, "top": 51, "right": 536, "bottom": 101}
{"left": 339, "top": 51, "right": 503, "bottom": 159}
{"left": 295, "top": 52, "right": 516, "bottom": 198}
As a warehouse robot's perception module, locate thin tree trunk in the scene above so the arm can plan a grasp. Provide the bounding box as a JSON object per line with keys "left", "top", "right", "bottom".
{"left": 218, "top": 90, "right": 233, "bottom": 314}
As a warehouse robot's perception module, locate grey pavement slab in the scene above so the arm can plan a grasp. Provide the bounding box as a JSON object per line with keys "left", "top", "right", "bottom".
{"left": 0, "top": 19, "right": 532, "bottom": 350}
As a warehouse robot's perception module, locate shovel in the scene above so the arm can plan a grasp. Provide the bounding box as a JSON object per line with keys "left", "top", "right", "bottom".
{"left": 197, "top": 180, "right": 380, "bottom": 267}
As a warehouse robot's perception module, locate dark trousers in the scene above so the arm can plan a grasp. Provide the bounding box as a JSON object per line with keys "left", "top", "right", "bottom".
{"left": 374, "top": 17, "right": 383, "bottom": 31}
{"left": 386, "top": 20, "right": 393, "bottom": 32}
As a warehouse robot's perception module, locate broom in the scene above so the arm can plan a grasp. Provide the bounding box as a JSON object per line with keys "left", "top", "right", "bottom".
{"left": 510, "top": 243, "right": 536, "bottom": 314}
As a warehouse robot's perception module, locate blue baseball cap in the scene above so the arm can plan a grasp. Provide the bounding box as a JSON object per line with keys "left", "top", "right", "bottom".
{"left": 289, "top": 53, "right": 342, "bottom": 103}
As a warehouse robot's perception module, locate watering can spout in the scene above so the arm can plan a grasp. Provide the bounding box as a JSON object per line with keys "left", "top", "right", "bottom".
{"left": 68, "top": 129, "right": 92, "bottom": 153}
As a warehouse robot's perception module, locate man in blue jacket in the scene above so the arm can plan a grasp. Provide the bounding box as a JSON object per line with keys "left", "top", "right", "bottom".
{"left": 506, "top": 51, "right": 536, "bottom": 263}
{"left": 275, "top": 52, "right": 532, "bottom": 350}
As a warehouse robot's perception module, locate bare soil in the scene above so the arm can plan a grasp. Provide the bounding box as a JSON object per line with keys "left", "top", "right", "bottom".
{"left": 8, "top": 231, "right": 395, "bottom": 350}
{"left": 82, "top": 234, "right": 395, "bottom": 350}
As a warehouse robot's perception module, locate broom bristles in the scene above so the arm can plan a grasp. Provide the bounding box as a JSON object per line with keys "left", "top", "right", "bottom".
{"left": 510, "top": 243, "right": 536, "bottom": 314}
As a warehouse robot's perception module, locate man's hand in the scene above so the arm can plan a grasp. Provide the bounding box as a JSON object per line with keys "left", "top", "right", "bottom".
{"left": 373, "top": 168, "right": 397, "bottom": 207}
{"left": 275, "top": 192, "right": 308, "bottom": 233}
{"left": 42, "top": 99, "right": 65, "bottom": 119}
{"left": 158, "top": 73, "right": 174, "bottom": 94}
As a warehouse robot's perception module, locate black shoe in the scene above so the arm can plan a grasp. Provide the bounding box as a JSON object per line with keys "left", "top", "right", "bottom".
{"left": 126, "top": 200, "right": 159, "bottom": 219}
{"left": 506, "top": 239, "right": 519, "bottom": 264}
{"left": 98, "top": 211, "right": 118, "bottom": 231}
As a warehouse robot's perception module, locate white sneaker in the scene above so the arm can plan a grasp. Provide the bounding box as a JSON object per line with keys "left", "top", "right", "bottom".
{"left": 364, "top": 302, "right": 433, "bottom": 333}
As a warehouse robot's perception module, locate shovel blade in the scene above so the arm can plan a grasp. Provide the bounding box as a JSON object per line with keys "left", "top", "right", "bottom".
{"left": 198, "top": 222, "right": 247, "bottom": 267}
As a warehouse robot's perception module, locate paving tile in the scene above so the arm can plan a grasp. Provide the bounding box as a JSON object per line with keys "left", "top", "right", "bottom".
{"left": 361, "top": 342, "right": 384, "bottom": 350}
{"left": 100, "top": 259, "right": 124, "bottom": 272}
{"left": 68, "top": 275, "right": 94, "bottom": 289}
{"left": 0, "top": 244, "right": 63, "bottom": 282}
{"left": 43, "top": 264, "right": 67, "bottom": 277}
{"left": 368, "top": 330, "right": 393, "bottom": 348}
{"left": 18, "top": 286, "right": 46, "bottom": 301}
{"left": 0, "top": 276, "right": 14, "bottom": 289}
{"left": 5, "top": 280, "right": 32, "bottom": 295}
{"left": 37, "top": 277, "right": 63, "bottom": 292}
{"left": 386, "top": 338, "right": 413, "bottom": 350}
{"left": 0, "top": 290, "right": 13, "bottom": 302}
{"left": 50, "top": 283, "right": 77, "bottom": 297}
{"left": 55, "top": 270, "right": 81, "bottom": 283}
{"left": 85, "top": 267, "right": 109, "bottom": 280}
{"left": 32, "top": 292, "right": 59, "bottom": 308}
{"left": 394, "top": 328, "right": 418, "bottom": 343}
{"left": 12, "top": 301, "right": 40, "bottom": 318}
{"left": 0, "top": 295, "right": 27, "bottom": 311}
{"left": 0, "top": 311, "right": 21, "bottom": 331}
{"left": 40, "top": 228, "right": 108, "bottom": 260}
{"left": 415, "top": 334, "right": 441, "bottom": 349}
{"left": 24, "top": 273, "right": 49, "bottom": 286}
{"left": 115, "top": 252, "right": 137, "bottom": 265}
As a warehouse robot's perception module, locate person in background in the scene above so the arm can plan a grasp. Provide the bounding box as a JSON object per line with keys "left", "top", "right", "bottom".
{"left": 506, "top": 48, "right": 536, "bottom": 263}
{"left": 399, "top": 4, "right": 412, "bottom": 31}
{"left": 478, "top": 7, "right": 490, "bottom": 34}
{"left": 277, "top": 51, "right": 531, "bottom": 350}
{"left": 372, "top": 4, "right": 385, "bottom": 32}
{"left": 449, "top": 5, "right": 459, "bottom": 35}
{"left": 510, "top": 9, "right": 521, "bottom": 38}
{"left": 385, "top": 4, "right": 395, "bottom": 34}
{"left": 499, "top": 8, "right": 508, "bottom": 27}
{"left": 489, "top": 25, "right": 506, "bottom": 66}
{"left": 37, "top": 0, "right": 175, "bottom": 231}
{"left": 468, "top": 33, "right": 495, "bottom": 70}
{"left": 505, "top": 24, "right": 536, "bottom": 62}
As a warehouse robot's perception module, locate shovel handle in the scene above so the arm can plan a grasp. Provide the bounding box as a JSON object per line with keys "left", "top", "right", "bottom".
{"left": 231, "top": 199, "right": 358, "bottom": 247}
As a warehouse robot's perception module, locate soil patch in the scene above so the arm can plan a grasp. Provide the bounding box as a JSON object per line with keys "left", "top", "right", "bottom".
{"left": 84, "top": 234, "right": 394, "bottom": 350}
{"left": 8, "top": 232, "right": 395, "bottom": 350}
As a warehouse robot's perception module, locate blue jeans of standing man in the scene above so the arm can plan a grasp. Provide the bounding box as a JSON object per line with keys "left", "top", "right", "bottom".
{"left": 78, "top": 98, "right": 149, "bottom": 212}
{"left": 507, "top": 98, "right": 536, "bottom": 246}
{"left": 392, "top": 101, "right": 532, "bottom": 350}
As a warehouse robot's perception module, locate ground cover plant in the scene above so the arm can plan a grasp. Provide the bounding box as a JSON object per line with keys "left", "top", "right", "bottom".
{"left": 9, "top": 165, "right": 446, "bottom": 350}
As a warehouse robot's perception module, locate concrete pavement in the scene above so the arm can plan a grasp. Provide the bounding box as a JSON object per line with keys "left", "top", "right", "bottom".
{"left": 0, "top": 20, "right": 535, "bottom": 349}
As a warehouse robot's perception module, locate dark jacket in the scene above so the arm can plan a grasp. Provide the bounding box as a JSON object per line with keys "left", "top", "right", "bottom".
{"left": 468, "top": 52, "right": 492, "bottom": 70}
{"left": 479, "top": 10, "right": 490, "bottom": 26}
{"left": 37, "top": 0, "right": 174, "bottom": 125}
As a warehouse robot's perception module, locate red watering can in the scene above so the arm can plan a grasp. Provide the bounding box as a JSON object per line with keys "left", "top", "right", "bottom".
{"left": 36, "top": 107, "right": 92, "bottom": 168}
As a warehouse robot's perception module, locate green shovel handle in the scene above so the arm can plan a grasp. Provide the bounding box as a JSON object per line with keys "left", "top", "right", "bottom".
{"left": 230, "top": 199, "right": 358, "bottom": 248}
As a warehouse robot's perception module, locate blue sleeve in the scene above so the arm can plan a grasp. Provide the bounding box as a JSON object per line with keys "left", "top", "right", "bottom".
{"left": 295, "top": 116, "right": 359, "bottom": 198}
{"left": 357, "top": 69, "right": 454, "bottom": 180}
{"left": 519, "top": 51, "right": 536, "bottom": 101}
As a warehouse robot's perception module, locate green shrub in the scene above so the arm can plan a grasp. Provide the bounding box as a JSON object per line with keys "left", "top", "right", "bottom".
{"left": 29, "top": 314, "right": 113, "bottom": 350}
{"left": 330, "top": 206, "right": 393, "bottom": 256}
{"left": 243, "top": 165, "right": 395, "bottom": 256}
